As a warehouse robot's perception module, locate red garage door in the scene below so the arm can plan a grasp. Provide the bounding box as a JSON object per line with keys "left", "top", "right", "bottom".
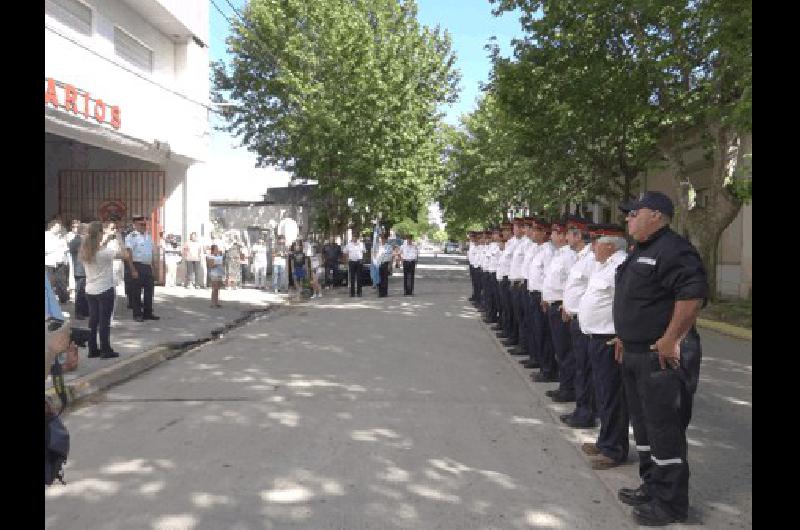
{"left": 58, "top": 169, "right": 165, "bottom": 241}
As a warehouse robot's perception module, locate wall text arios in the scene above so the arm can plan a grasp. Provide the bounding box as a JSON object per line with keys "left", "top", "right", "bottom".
{"left": 45, "top": 78, "right": 121, "bottom": 130}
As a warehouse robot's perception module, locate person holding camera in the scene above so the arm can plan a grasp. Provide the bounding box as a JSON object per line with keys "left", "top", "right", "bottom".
{"left": 80, "top": 221, "right": 127, "bottom": 358}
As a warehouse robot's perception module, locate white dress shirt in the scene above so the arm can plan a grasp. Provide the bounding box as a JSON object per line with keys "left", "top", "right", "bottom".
{"left": 45, "top": 231, "right": 68, "bottom": 267}
{"left": 578, "top": 250, "right": 628, "bottom": 335}
{"left": 400, "top": 243, "right": 419, "bottom": 260}
{"left": 344, "top": 241, "right": 365, "bottom": 261}
{"left": 562, "top": 244, "right": 596, "bottom": 315}
{"left": 542, "top": 244, "right": 578, "bottom": 302}
{"left": 488, "top": 242, "right": 504, "bottom": 272}
{"left": 526, "top": 241, "right": 554, "bottom": 291}
{"left": 497, "top": 238, "right": 518, "bottom": 278}
{"left": 509, "top": 236, "right": 531, "bottom": 281}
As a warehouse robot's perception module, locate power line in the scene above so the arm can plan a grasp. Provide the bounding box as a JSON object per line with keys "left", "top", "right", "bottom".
{"left": 224, "top": 0, "right": 244, "bottom": 20}
{"left": 210, "top": 0, "right": 232, "bottom": 25}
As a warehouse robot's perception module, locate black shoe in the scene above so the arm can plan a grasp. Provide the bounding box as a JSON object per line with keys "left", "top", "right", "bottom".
{"left": 490, "top": 324, "right": 502, "bottom": 330}
{"left": 134, "top": 316, "right": 144, "bottom": 322}
{"left": 532, "top": 372, "right": 558, "bottom": 383}
{"left": 632, "top": 501, "right": 686, "bottom": 526}
{"left": 565, "top": 417, "right": 596, "bottom": 429}
{"left": 47, "top": 319, "right": 65, "bottom": 331}
{"left": 508, "top": 347, "right": 528, "bottom": 356}
{"left": 523, "top": 361, "right": 541, "bottom": 369}
{"left": 100, "top": 350, "right": 120, "bottom": 359}
{"left": 618, "top": 485, "right": 653, "bottom": 507}
{"left": 501, "top": 339, "right": 518, "bottom": 346}
{"left": 87, "top": 350, "right": 101, "bottom": 358}
{"left": 552, "top": 392, "right": 576, "bottom": 403}
{"left": 545, "top": 389, "right": 560, "bottom": 398}
{"left": 496, "top": 333, "right": 509, "bottom": 339}
{"left": 143, "top": 315, "right": 160, "bottom": 320}
{"left": 559, "top": 413, "right": 573, "bottom": 423}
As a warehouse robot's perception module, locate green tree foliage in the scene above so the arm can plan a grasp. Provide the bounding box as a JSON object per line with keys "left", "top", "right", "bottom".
{"left": 447, "top": 0, "right": 751, "bottom": 298}
{"left": 213, "top": 0, "right": 460, "bottom": 235}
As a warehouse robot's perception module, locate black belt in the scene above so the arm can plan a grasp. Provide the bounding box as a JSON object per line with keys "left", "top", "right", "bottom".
{"left": 623, "top": 340, "right": 655, "bottom": 353}
{"left": 588, "top": 333, "right": 616, "bottom": 340}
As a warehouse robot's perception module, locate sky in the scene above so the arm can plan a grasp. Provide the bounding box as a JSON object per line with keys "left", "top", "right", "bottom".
{"left": 205, "top": 0, "right": 524, "bottom": 200}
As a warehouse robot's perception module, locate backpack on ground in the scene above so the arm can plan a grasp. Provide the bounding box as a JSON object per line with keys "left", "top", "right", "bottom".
{"left": 45, "top": 359, "right": 70, "bottom": 486}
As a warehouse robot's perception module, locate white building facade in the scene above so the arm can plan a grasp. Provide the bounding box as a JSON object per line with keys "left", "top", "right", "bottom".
{"left": 45, "top": 0, "right": 210, "bottom": 241}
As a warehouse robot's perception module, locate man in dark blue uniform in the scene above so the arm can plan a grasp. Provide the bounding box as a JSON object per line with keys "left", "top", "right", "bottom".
{"left": 613, "top": 191, "right": 707, "bottom": 526}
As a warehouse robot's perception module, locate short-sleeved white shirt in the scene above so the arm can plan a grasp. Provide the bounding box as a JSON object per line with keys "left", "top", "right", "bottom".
{"left": 344, "top": 241, "right": 365, "bottom": 261}
{"left": 563, "top": 244, "right": 596, "bottom": 314}
{"left": 125, "top": 231, "right": 154, "bottom": 263}
{"left": 578, "top": 250, "right": 628, "bottom": 335}
{"left": 542, "top": 245, "right": 578, "bottom": 302}
{"left": 83, "top": 247, "right": 117, "bottom": 295}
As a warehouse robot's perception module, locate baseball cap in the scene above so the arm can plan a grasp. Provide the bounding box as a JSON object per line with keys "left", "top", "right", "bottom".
{"left": 618, "top": 191, "right": 674, "bottom": 217}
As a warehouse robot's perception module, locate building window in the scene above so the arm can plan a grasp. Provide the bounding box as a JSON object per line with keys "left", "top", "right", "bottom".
{"left": 114, "top": 27, "right": 153, "bottom": 73}
{"left": 46, "top": 0, "right": 92, "bottom": 36}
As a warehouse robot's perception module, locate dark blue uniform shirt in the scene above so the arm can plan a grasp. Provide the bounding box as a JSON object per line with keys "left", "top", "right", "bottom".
{"left": 613, "top": 226, "right": 708, "bottom": 345}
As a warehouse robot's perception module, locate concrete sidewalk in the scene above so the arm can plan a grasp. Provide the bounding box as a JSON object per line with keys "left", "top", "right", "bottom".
{"left": 48, "top": 285, "right": 291, "bottom": 401}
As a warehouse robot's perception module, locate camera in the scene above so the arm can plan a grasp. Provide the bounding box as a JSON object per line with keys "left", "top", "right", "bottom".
{"left": 70, "top": 327, "right": 92, "bottom": 348}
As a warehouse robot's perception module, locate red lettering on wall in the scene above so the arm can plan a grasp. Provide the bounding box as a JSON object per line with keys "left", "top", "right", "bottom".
{"left": 110, "top": 106, "right": 121, "bottom": 129}
{"left": 83, "top": 92, "right": 91, "bottom": 118}
{"left": 44, "top": 78, "right": 59, "bottom": 107}
{"left": 64, "top": 84, "right": 78, "bottom": 113}
{"left": 94, "top": 99, "right": 106, "bottom": 123}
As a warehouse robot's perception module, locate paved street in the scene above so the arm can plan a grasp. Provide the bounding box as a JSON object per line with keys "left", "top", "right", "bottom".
{"left": 45, "top": 255, "right": 751, "bottom": 529}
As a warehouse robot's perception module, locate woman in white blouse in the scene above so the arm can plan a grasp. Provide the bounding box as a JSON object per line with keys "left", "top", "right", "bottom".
{"left": 79, "top": 221, "right": 126, "bottom": 359}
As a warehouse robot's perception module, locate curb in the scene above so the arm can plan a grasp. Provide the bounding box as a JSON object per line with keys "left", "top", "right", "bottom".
{"left": 696, "top": 317, "right": 751, "bottom": 341}
{"left": 46, "top": 305, "right": 288, "bottom": 409}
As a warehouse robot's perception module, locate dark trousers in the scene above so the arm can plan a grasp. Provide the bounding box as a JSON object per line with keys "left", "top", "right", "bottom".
{"left": 484, "top": 273, "right": 498, "bottom": 322}
{"left": 499, "top": 278, "right": 514, "bottom": 337}
{"left": 509, "top": 283, "right": 524, "bottom": 344}
{"left": 185, "top": 260, "right": 202, "bottom": 287}
{"left": 589, "top": 336, "right": 629, "bottom": 463}
{"left": 86, "top": 287, "right": 115, "bottom": 354}
{"left": 325, "top": 260, "right": 338, "bottom": 286}
{"left": 403, "top": 260, "right": 416, "bottom": 294}
{"left": 528, "top": 291, "right": 554, "bottom": 376}
{"left": 547, "top": 302, "right": 574, "bottom": 394}
{"left": 348, "top": 261, "right": 362, "bottom": 296}
{"left": 523, "top": 291, "right": 538, "bottom": 361}
{"left": 622, "top": 328, "right": 702, "bottom": 519}
{"left": 74, "top": 276, "right": 89, "bottom": 318}
{"left": 469, "top": 265, "right": 477, "bottom": 300}
{"left": 378, "top": 262, "right": 390, "bottom": 297}
{"left": 569, "top": 317, "right": 595, "bottom": 424}
{"left": 131, "top": 263, "right": 155, "bottom": 317}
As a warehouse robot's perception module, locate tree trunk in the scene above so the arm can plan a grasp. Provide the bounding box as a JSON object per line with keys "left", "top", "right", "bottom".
{"left": 670, "top": 126, "right": 744, "bottom": 302}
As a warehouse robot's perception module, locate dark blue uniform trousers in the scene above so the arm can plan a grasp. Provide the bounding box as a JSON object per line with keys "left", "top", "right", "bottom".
{"left": 621, "top": 327, "right": 702, "bottom": 519}
{"left": 533, "top": 292, "right": 555, "bottom": 377}
{"left": 568, "top": 317, "right": 595, "bottom": 424}
{"left": 589, "top": 336, "right": 629, "bottom": 463}
{"left": 499, "top": 278, "right": 514, "bottom": 336}
{"left": 547, "top": 302, "right": 574, "bottom": 394}
{"left": 510, "top": 283, "right": 525, "bottom": 345}
{"left": 522, "top": 291, "right": 539, "bottom": 364}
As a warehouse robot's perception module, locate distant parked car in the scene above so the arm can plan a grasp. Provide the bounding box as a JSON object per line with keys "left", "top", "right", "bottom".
{"left": 444, "top": 241, "right": 459, "bottom": 254}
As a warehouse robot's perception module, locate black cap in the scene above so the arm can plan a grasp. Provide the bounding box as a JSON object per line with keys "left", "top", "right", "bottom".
{"left": 619, "top": 191, "right": 674, "bottom": 217}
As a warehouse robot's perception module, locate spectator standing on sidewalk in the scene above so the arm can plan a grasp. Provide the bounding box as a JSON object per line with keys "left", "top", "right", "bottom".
{"left": 225, "top": 235, "right": 243, "bottom": 289}
{"left": 206, "top": 244, "right": 224, "bottom": 308}
{"left": 344, "top": 233, "right": 365, "bottom": 297}
{"left": 182, "top": 232, "right": 204, "bottom": 288}
{"left": 68, "top": 223, "right": 89, "bottom": 320}
{"left": 65, "top": 220, "right": 80, "bottom": 294}
{"left": 124, "top": 216, "right": 160, "bottom": 322}
{"left": 80, "top": 221, "right": 127, "bottom": 358}
{"left": 376, "top": 235, "right": 394, "bottom": 298}
{"left": 323, "top": 238, "right": 342, "bottom": 288}
{"left": 272, "top": 236, "right": 288, "bottom": 293}
{"left": 290, "top": 240, "right": 307, "bottom": 301}
{"left": 45, "top": 218, "right": 70, "bottom": 303}
{"left": 251, "top": 238, "right": 269, "bottom": 289}
{"left": 309, "top": 250, "right": 324, "bottom": 299}
{"left": 163, "top": 235, "right": 181, "bottom": 287}
{"left": 400, "top": 235, "right": 419, "bottom": 296}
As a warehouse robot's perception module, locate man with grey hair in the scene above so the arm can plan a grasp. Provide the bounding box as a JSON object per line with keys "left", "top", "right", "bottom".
{"left": 578, "top": 224, "right": 629, "bottom": 471}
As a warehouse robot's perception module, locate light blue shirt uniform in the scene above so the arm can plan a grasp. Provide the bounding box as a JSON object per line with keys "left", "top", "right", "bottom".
{"left": 125, "top": 231, "right": 154, "bottom": 264}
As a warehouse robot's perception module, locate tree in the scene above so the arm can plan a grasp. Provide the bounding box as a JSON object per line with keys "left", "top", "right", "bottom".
{"left": 491, "top": 0, "right": 752, "bottom": 299}
{"left": 213, "top": 0, "right": 460, "bottom": 236}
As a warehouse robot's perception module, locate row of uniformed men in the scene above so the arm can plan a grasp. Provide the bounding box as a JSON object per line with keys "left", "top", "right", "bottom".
{"left": 466, "top": 216, "right": 631, "bottom": 472}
